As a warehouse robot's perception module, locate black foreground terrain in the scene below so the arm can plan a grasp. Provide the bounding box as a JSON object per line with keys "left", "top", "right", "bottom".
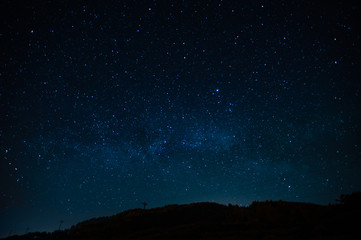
{"left": 3, "top": 193, "right": 361, "bottom": 240}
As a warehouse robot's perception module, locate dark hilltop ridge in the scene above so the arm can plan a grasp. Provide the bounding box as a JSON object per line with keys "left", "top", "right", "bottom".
{"left": 3, "top": 192, "right": 361, "bottom": 240}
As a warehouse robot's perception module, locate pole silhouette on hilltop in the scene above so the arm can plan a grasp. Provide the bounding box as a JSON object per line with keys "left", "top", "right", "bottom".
{"left": 59, "top": 220, "right": 64, "bottom": 230}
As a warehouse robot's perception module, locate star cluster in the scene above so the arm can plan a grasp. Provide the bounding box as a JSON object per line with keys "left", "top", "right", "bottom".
{"left": 1, "top": 0, "right": 361, "bottom": 236}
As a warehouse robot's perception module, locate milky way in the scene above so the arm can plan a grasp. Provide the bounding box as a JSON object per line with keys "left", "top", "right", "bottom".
{"left": 1, "top": 0, "right": 361, "bottom": 236}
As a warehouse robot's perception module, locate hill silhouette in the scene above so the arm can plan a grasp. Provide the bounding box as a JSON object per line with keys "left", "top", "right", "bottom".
{"left": 3, "top": 192, "right": 361, "bottom": 240}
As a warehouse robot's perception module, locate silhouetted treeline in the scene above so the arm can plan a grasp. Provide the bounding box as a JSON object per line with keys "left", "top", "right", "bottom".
{"left": 336, "top": 191, "right": 361, "bottom": 206}
{"left": 2, "top": 192, "right": 360, "bottom": 240}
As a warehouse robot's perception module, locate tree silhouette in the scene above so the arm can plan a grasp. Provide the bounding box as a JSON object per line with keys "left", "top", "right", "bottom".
{"left": 142, "top": 202, "right": 147, "bottom": 209}
{"left": 336, "top": 192, "right": 361, "bottom": 206}
{"left": 59, "top": 220, "right": 64, "bottom": 230}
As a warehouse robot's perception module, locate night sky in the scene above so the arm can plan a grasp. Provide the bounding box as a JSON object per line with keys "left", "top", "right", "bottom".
{"left": 1, "top": 0, "right": 361, "bottom": 236}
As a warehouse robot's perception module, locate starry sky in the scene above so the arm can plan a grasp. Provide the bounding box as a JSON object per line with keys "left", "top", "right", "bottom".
{"left": 1, "top": 0, "right": 361, "bottom": 236}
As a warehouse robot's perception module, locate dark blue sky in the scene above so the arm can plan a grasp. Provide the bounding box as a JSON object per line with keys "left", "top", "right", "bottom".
{"left": 1, "top": 0, "right": 361, "bottom": 237}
